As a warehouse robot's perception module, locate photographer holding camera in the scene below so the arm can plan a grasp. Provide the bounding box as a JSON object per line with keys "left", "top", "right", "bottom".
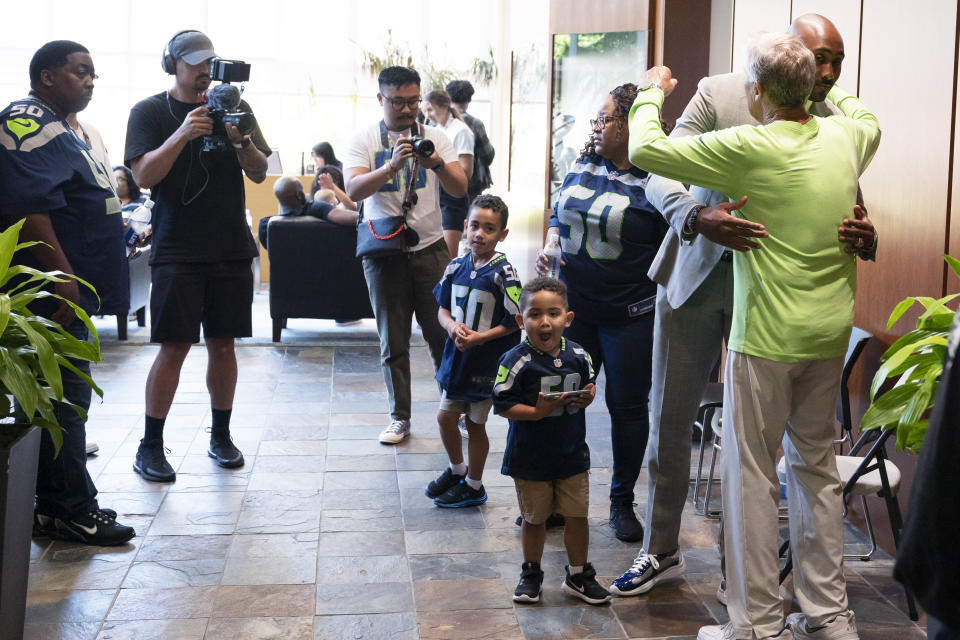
{"left": 344, "top": 66, "right": 466, "bottom": 445}
{"left": 123, "top": 30, "right": 270, "bottom": 482}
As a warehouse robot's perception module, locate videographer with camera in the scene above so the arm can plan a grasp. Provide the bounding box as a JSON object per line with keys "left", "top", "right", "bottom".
{"left": 123, "top": 30, "right": 270, "bottom": 483}
{"left": 344, "top": 66, "right": 466, "bottom": 445}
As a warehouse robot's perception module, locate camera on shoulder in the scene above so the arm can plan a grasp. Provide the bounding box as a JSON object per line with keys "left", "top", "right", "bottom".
{"left": 202, "top": 59, "right": 254, "bottom": 153}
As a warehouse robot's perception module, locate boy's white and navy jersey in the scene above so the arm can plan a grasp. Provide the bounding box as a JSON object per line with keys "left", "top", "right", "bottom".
{"left": 0, "top": 97, "right": 126, "bottom": 315}
{"left": 493, "top": 337, "right": 595, "bottom": 481}
{"left": 433, "top": 252, "right": 522, "bottom": 402}
{"left": 550, "top": 154, "right": 669, "bottom": 324}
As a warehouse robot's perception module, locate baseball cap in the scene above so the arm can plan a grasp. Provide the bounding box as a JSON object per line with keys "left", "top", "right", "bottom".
{"left": 170, "top": 31, "right": 217, "bottom": 65}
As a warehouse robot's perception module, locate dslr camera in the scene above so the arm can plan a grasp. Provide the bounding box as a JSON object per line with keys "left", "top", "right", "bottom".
{"left": 202, "top": 59, "right": 254, "bottom": 153}
{"left": 408, "top": 135, "right": 434, "bottom": 158}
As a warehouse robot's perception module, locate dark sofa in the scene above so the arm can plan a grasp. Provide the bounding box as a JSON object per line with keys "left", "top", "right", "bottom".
{"left": 266, "top": 215, "right": 374, "bottom": 342}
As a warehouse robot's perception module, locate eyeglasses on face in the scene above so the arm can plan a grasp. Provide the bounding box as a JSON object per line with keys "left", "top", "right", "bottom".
{"left": 383, "top": 96, "right": 422, "bottom": 111}
{"left": 590, "top": 114, "right": 623, "bottom": 130}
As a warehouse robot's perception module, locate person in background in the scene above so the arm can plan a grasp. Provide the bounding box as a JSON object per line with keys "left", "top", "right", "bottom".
{"left": 424, "top": 90, "right": 475, "bottom": 258}
{"left": 538, "top": 83, "right": 668, "bottom": 543}
{"left": 446, "top": 79, "right": 495, "bottom": 201}
{"left": 0, "top": 39, "right": 134, "bottom": 545}
{"left": 310, "top": 140, "right": 341, "bottom": 196}
{"left": 311, "top": 165, "right": 357, "bottom": 211}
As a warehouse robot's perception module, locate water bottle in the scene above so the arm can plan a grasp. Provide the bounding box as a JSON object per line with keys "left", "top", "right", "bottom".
{"left": 543, "top": 234, "right": 562, "bottom": 279}
{"left": 125, "top": 198, "right": 153, "bottom": 249}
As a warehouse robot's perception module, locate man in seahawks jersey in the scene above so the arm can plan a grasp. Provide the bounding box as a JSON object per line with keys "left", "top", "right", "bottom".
{"left": 0, "top": 40, "right": 134, "bottom": 546}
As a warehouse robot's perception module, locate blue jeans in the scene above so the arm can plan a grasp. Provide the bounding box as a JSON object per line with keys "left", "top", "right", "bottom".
{"left": 35, "top": 319, "right": 97, "bottom": 518}
{"left": 565, "top": 312, "right": 655, "bottom": 505}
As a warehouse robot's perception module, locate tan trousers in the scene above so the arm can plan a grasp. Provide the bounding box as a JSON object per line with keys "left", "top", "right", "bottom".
{"left": 721, "top": 351, "right": 852, "bottom": 640}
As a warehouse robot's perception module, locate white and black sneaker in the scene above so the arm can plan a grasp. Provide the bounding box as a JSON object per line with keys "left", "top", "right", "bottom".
{"left": 53, "top": 508, "right": 135, "bottom": 546}
{"left": 561, "top": 563, "right": 612, "bottom": 605}
{"left": 513, "top": 561, "right": 544, "bottom": 603}
{"left": 379, "top": 419, "right": 411, "bottom": 444}
{"left": 610, "top": 550, "right": 685, "bottom": 596}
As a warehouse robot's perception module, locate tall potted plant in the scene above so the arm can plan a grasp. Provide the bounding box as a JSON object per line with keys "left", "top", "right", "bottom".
{"left": 0, "top": 218, "right": 103, "bottom": 637}
{"left": 860, "top": 254, "right": 960, "bottom": 452}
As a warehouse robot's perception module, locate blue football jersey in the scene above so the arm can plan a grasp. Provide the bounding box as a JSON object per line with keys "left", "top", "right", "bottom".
{"left": 550, "top": 154, "right": 669, "bottom": 324}
{"left": 0, "top": 97, "right": 126, "bottom": 315}
{"left": 434, "top": 252, "right": 522, "bottom": 402}
{"left": 494, "top": 337, "right": 595, "bottom": 480}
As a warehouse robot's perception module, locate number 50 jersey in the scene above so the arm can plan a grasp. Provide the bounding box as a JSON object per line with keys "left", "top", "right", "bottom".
{"left": 550, "top": 155, "right": 669, "bottom": 324}
{"left": 433, "top": 252, "right": 522, "bottom": 402}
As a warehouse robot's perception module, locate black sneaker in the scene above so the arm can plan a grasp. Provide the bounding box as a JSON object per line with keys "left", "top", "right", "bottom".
{"left": 425, "top": 467, "right": 466, "bottom": 499}
{"left": 434, "top": 480, "right": 488, "bottom": 508}
{"left": 609, "top": 503, "right": 644, "bottom": 542}
{"left": 513, "top": 561, "right": 544, "bottom": 603}
{"left": 515, "top": 513, "right": 566, "bottom": 528}
{"left": 32, "top": 510, "right": 56, "bottom": 537}
{"left": 53, "top": 509, "right": 135, "bottom": 546}
{"left": 208, "top": 433, "right": 244, "bottom": 468}
{"left": 134, "top": 439, "right": 176, "bottom": 482}
{"left": 561, "top": 563, "right": 612, "bottom": 604}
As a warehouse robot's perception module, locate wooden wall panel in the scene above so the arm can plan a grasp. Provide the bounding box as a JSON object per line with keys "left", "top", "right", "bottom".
{"left": 790, "top": 0, "right": 862, "bottom": 93}
{"left": 549, "top": 0, "right": 650, "bottom": 34}
{"left": 855, "top": 1, "right": 957, "bottom": 337}
{"left": 660, "top": 0, "right": 713, "bottom": 127}
{"left": 730, "top": 0, "right": 790, "bottom": 72}
{"left": 950, "top": 22, "right": 960, "bottom": 296}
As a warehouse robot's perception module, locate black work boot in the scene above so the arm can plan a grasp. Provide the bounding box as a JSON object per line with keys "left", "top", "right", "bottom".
{"left": 609, "top": 502, "right": 644, "bottom": 542}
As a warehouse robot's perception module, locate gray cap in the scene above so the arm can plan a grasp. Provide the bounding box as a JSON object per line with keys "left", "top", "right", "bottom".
{"left": 170, "top": 31, "right": 217, "bottom": 65}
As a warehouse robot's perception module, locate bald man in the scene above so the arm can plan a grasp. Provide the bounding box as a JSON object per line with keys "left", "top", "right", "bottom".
{"left": 611, "top": 12, "right": 877, "bottom": 616}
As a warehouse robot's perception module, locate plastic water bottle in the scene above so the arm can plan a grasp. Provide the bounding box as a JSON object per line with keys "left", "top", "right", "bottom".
{"left": 544, "top": 234, "right": 562, "bottom": 279}
{"left": 125, "top": 198, "right": 153, "bottom": 249}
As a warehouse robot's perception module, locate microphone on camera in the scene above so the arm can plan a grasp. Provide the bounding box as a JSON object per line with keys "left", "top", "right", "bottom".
{"left": 206, "top": 83, "right": 242, "bottom": 112}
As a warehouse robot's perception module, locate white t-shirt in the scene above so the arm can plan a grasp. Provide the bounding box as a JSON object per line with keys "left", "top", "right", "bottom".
{"left": 344, "top": 121, "right": 458, "bottom": 252}
{"left": 436, "top": 116, "right": 474, "bottom": 157}
{"left": 74, "top": 120, "right": 118, "bottom": 191}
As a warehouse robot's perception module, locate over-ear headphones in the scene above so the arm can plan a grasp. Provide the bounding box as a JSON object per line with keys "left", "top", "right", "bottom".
{"left": 161, "top": 30, "right": 201, "bottom": 75}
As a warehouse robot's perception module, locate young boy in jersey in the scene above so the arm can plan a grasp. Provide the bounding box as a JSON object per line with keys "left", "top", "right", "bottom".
{"left": 493, "top": 277, "right": 611, "bottom": 605}
{"left": 425, "top": 194, "right": 522, "bottom": 508}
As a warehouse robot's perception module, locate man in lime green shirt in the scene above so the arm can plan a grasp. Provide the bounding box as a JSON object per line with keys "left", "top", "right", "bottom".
{"left": 628, "top": 32, "right": 880, "bottom": 640}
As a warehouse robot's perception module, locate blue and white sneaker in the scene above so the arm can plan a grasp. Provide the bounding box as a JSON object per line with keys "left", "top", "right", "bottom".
{"left": 610, "top": 549, "right": 685, "bottom": 596}
{"left": 434, "top": 480, "right": 488, "bottom": 508}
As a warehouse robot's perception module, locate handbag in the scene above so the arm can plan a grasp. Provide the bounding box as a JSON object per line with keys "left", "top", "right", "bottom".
{"left": 356, "top": 205, "right": 408, "bottom": 258}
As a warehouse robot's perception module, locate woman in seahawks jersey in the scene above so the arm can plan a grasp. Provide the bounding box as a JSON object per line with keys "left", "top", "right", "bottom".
{"left": 540, "top": 83, "right": 669, "bottom": 542}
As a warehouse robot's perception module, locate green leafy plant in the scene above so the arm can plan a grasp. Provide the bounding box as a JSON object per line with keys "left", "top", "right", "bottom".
{"left": 0, "top": 219, "right": 103, "bottom": 452}
{"left": 860, "top": 254, "right": 960, "bottom": 453}
{"left": 356, "top": 32, "right": 498, "bottom": 90}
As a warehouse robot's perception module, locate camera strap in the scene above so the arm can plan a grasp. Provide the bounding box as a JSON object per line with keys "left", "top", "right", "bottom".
{"left": 379, "top": 119, "right": 421, "bottom": 215}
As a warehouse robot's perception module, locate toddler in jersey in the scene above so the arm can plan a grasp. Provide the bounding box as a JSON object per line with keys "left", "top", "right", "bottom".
{"left": 493, "top": 277, "right": 611, "bottom": 605}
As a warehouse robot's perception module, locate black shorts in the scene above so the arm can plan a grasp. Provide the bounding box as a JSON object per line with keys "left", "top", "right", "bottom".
{"left": 150, "top": 260, "right": 253, "bottom": 343}
{"left": 440, "top": 189, "right": 469, "bottom": 231}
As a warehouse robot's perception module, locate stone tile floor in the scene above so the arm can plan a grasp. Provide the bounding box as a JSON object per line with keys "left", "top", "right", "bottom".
{"left": 24, "top": 341, "right": 927, "bottom": 639}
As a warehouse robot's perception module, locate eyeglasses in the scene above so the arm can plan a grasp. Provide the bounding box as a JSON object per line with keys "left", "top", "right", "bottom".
{"left": 590, "top": 114, "right": 623, "bottom": 130}
{"left": 382, "top": 96, "right": 422, "bottom": 111}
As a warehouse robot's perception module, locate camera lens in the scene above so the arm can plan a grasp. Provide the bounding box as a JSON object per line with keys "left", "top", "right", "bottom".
{"left": 412, "top": 138, "right": 434, "bottom": 158}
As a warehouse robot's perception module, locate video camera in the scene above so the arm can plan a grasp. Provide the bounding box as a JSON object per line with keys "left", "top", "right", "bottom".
{"left": 201, "top": 59, "right": 254, "bottom": 153}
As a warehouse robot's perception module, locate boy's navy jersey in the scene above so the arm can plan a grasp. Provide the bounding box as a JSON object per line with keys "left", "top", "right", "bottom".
{"left": 0, "top": 97, "right": 126, "bottom": 315}
{"left": 494, "top": 337, "right": 595, "bottom": 480}
{"left": 550, "top": 154, "right": 669, "bottom": 324}
{"left": 434, "top": 252, "right": 522, "bottom": 402}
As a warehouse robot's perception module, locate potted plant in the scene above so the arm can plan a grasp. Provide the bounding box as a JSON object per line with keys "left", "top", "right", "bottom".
{"left": 860, "top": 254, "right": 960, "bottom": 452}
{"left": 0, "top": 218, "right": 103, "bottom": 637}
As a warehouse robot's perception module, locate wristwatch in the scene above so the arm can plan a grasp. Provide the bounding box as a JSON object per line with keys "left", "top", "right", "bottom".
{"left": 431, "top": 159, "right": 445, "bottom": 173}
{"left": 681, "top": 205, "right": 702, "bottom": 241}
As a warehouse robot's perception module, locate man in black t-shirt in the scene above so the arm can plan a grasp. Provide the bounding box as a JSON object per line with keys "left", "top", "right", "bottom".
{"left": 258, "top": 177, "right": 358, "bottom": 249}
{"left": 124, "top": 30, "right": 270, "bottom": 483}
